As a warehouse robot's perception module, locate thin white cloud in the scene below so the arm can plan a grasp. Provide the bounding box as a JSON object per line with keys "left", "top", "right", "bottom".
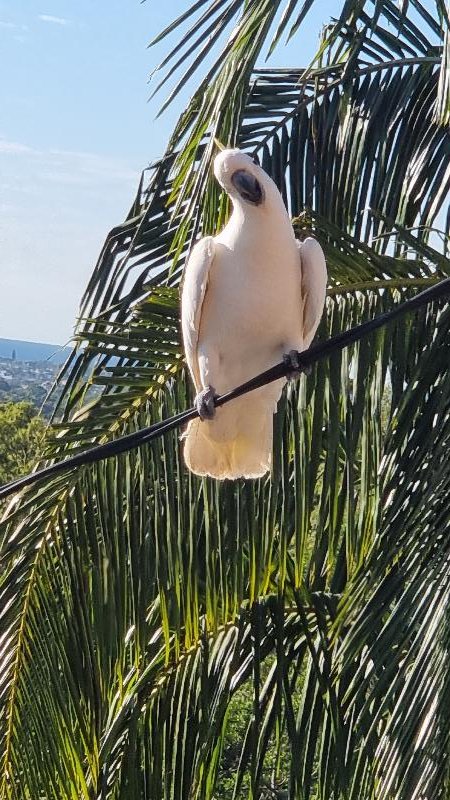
{"left": 38, "top": 14, "right": 70, "bottom": 26}
{"left": 0, "top": 139, "right": 34, "bottom": 155}
{"left": 0, "top": 21, "right": 28, "bottom": 31}
{"left": 0, "top": 139, "right": 139, "bottom": 185}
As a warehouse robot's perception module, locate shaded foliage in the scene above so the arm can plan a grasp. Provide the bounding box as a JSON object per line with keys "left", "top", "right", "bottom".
{"left": 0, "top": 402, "right": 46, "bottom": 486}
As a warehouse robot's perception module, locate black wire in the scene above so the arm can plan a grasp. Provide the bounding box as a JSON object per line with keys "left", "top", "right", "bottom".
{"left": 1, "top": 276, "right": 449, "bottom": 501}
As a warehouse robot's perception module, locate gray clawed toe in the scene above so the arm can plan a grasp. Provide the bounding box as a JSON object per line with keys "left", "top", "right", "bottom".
{"left": 195, "top": 385, "right": 218, "bottom": 420}
{"left": 283, "top": 349, "right": 312, "bottom": 380}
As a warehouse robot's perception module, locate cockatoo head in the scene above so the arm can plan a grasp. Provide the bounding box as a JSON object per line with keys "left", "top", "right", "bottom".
{"left": 213, "top": 148, "right": 284, "bottom": 214}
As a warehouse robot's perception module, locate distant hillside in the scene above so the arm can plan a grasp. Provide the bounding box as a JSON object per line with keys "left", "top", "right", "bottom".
{"left": 0, "top": 338, "right": 71, "bottom": 364}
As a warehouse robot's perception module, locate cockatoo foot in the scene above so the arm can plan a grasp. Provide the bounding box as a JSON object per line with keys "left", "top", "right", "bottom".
{"left": 283, "top": 350, "right": 312, "bottom": 381}
{"left": 196, "top": 386, "right": 218, "bottom": 420}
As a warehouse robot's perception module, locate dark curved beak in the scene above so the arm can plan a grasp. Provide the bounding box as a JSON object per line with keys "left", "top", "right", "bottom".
{"left": 231, "top": 170, "right": 263, "bottom": 205}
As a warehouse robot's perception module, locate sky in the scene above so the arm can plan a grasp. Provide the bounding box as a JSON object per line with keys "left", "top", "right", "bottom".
{"left": 0, "top": 0, "right": 341, "bottom": 345}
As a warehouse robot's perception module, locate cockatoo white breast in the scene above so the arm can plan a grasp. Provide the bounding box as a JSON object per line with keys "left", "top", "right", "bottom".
{"left": 181, "top": 148, "right": 327, "bottom": 480}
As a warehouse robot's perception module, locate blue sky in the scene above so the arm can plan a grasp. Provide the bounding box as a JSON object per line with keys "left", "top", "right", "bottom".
{"left": 0, "top": 0, "right": 341, "bottom": 344}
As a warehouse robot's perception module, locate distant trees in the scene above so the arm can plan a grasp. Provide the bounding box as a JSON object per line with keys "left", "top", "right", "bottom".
{"left": 0, "top": 401, "right": 46, "bottom": 486}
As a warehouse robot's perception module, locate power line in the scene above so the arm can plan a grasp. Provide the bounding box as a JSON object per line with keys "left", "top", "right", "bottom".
{"left": 1, "top": 277, "right": 449, "bottom": 502}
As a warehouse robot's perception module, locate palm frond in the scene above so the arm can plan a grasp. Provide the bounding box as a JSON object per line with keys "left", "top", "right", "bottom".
{"left": 145, "top": 0, "right": 447, "bottom": 259}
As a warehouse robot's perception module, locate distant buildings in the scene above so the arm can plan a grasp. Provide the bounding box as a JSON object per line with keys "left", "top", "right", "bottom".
{"left": 0, "top": 355, "right": 63, "bottom": 417}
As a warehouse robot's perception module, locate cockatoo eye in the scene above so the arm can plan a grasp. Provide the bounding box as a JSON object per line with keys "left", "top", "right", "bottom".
{"left": 231, "top": 169, "right": 263, "bottom": 205}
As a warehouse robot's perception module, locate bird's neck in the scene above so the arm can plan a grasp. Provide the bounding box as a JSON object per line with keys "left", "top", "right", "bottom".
{"left": 228, "top": 198, "right": 296, "bottom": 243}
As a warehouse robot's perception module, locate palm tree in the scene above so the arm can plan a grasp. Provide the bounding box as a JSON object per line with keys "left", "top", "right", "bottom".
{"left": 1, "top": 1, "right": 450, "bottom": 797}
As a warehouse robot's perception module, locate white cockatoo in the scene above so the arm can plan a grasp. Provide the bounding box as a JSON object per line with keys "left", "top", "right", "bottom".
{"left": 181, "top": 147, "right": 327, "bottom": 480}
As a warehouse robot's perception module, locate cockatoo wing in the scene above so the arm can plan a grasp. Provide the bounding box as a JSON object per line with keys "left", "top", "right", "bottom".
{"left": 181, "top": 236, "right": 215, "bottom": 392}
{"left": 297, "top": 237, "right": 328, "bottom": 346}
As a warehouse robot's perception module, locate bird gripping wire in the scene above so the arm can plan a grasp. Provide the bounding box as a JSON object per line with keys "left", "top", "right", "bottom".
{"left": 1, "top": 276, "right": 449, "bottom": 502}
